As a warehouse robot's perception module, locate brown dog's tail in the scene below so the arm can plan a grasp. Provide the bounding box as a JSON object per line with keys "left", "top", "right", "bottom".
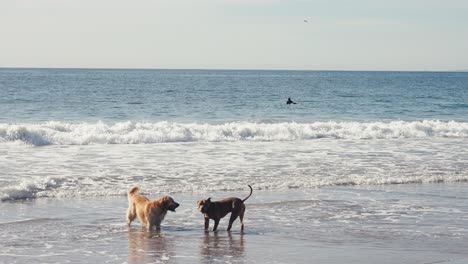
{"left": 128, "top": 186, "right": 140, "bottom": 200}
{"left": 242, "top": 185, "right": 253, "bottom": 202}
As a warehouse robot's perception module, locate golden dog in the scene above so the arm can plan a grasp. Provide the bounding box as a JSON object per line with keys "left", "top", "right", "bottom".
{"left": 126, "top": 186, "right": 179, "bottom": 231}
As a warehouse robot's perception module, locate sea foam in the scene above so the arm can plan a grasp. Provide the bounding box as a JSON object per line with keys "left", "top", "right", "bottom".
{"left": 1, "top": 120, "right": 467, "bottom": 146}
{"left": 0, "top": 176, "right": 69, "bottom": 201}
{"left": 2, "top": 171, "right": 467, "bottom": 201}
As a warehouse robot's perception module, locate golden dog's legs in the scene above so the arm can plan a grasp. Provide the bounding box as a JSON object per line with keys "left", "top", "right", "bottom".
{"left": 146, "top": 214, "right": 152, "bottom": 231}
{"left": 146, "top": 214, "right": 162, "bottom": 231}
{"left": 127, "top": 203, "right": 136, "bottom": 226}
{"left": 146, "top": 223, "right": 161, "bottom": 231}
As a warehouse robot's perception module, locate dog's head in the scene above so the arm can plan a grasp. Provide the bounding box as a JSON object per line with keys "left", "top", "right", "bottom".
{"left": 197, "top": 198, "right": 211, "bottom": 213}
{"left": 162, "top": 196, "right": 180, "bottom": 212}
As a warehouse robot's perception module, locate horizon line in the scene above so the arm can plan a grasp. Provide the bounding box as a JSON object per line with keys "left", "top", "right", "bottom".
{"left": 0, "top": 66, "right": 466, "bottom": 73}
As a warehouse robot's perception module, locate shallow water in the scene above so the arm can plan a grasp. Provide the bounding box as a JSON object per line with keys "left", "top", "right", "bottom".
{"left": 1, "top": 185, "right": 467, "bottom": 263}
{"left": 1, "top": 137, "right": 467, "bottom": 201}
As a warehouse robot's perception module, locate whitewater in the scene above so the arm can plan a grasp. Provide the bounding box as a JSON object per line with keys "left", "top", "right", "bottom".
{"left": 1, "top": 120, "right": 468, "bottom": 146}
{"left": 2, "top": 132, "right": 467, "bottom": 201}
{"left": 2, "top": 118, "right": 468, "bottom": 201}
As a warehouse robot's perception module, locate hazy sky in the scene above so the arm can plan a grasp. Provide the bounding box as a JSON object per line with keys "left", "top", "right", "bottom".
{"left": 1, "top": 0, "right": 468, "bottom": 70}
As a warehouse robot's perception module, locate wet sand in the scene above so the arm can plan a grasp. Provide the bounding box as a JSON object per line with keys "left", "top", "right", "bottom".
{"left": 1, "top": 184, "right": 468, "bottom": 263}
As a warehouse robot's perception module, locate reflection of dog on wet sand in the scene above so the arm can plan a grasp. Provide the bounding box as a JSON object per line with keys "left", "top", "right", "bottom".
{"left": 201, "top": 232, "right": 244, "bottom": 261}
{"left": 127, "top": 230, "right": 173, "bottom": 264}
{"left": 127, "top": 186, "right": 179, "bottom": 231}
{"left": 197, "top": 185, "right": 253, "bottom": 231}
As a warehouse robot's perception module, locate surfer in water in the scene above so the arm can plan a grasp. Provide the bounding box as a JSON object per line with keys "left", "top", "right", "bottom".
{"left": 286, "top": 98, "right": 297, "bottom": 105}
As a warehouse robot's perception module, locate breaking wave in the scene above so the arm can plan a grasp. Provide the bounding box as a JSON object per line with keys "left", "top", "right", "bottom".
{"left": 2, "top": 172, "right": 468, "bottom": 202}
{"left": 1, "top": 120, "right": 467, "bottom": 146}
{"left": 0, "top": 176, "right": 70, "bottom": 202}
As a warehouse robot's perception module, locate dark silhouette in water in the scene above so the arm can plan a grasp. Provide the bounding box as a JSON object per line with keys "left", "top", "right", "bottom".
{"left": 286, "top": 98, "right": 297, "bottom": 105}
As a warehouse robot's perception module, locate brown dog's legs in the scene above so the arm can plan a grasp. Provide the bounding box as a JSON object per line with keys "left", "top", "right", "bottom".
{"left": 239, "top": 206, "right": 245, "bottom": 231}
{"left": 227, "top": 212, "right": 240, "bottom": 231}
{"left": 213, "top": 219, "right": 220, "bottom": 231}
{"left": 204, "top": 217, "right": 210, "bottom": 231}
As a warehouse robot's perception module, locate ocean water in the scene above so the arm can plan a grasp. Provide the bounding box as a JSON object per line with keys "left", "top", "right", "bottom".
{"left": 1, "top": 68, "right": 468, "bottom": 199}
{"left": 1, "top": 68, "right": 468, "bottom": 263}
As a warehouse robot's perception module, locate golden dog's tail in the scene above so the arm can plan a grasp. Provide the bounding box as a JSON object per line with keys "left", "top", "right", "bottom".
{"left": 242, "top": 185, "right": 253, "bottom": 202}
{"left": 128, "top": 186, "right": 140, "bottom": 200}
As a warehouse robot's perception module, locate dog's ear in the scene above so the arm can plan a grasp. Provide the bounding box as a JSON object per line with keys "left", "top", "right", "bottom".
{"left": 207, "top": 197, "right": 211, "bottom": 202}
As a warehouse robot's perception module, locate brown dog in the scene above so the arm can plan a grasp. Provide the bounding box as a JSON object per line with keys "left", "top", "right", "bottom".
{"left": 126, "top": 186, "right": 179, "bottom": 231}
{"left": 197, "top": 185, "right": 253, "bottom": 231}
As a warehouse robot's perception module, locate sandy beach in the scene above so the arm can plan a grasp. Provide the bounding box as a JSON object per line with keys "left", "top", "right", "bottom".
{"left": 2, "top": 184, "right": 468, "bottom": 263}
